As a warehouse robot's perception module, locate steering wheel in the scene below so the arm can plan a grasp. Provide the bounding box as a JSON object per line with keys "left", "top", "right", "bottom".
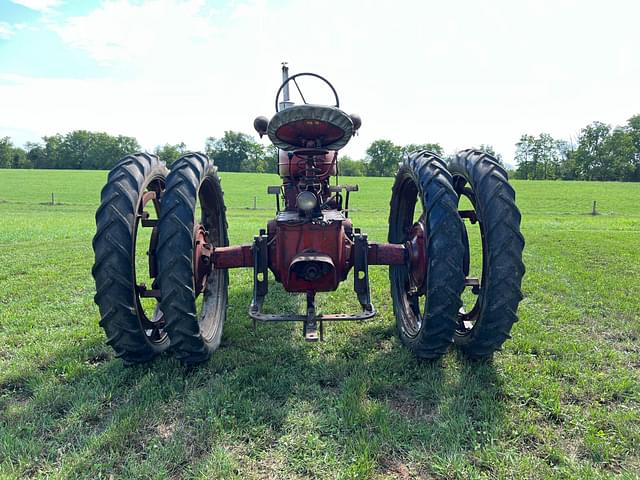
{"left": 275, "top": 72, "right": 340, "bottom": 112}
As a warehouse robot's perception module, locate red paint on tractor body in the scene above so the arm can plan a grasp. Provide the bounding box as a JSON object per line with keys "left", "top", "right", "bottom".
{"left": 275, "top": 120, "right": 345, "bottom": 153}
{"left": 278, "top": 149, "right": 337, "bottom": 179}
{"left": 212, "top": 245, "right": 253, "bottom": 269}
{"left": 267, "top": 216, "right": 353, "bottom": 292}
{"left": 367, "top": 242, "right": 406, "bottom": 265}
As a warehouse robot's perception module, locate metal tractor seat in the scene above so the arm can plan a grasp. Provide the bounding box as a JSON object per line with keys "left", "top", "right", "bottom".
{"left": 267, "top": 104, "right": 355, "bottom": 151}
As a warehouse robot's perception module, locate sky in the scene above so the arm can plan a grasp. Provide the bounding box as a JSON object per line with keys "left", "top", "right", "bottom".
{"left": 1, "top": 0, "right": 639, "bottom": 164}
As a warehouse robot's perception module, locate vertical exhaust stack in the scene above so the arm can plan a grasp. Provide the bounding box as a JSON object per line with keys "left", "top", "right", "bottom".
{"left": 279, "top": 62, "right": 295, "bottom": 111}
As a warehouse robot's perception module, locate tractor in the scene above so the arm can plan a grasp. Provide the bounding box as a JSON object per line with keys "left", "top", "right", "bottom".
{"left": 92, "top": 65, "right": 525, "bottom": 365}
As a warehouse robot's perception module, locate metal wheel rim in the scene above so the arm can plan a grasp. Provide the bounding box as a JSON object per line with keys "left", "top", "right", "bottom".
{"left": 195, "top": 175, "right": 226, "bottom": 342}
{"left": 454, "top": 180, "right": 486, "bottom": 336}
{"left": 132, "top": 176, "right": 167, "bottom": 344}
{"left": 391, "top": 175, "right": 426, "bottom": 339}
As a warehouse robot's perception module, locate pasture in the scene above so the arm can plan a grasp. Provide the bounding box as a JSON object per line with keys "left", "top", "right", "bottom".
{"left": 0, "top": 169, "right": 639, "bottom": 479}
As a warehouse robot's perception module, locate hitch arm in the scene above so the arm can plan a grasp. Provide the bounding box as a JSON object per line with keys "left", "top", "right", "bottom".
{"left": 366, "top": 242, "right": 406, "bottom": 265}
{"left": 211, "top": 245, "right": 254, "bottom": 269}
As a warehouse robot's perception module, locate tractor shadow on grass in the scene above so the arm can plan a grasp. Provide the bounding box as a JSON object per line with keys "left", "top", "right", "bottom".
{"left": 0, "top": 281, "right": 506, "bottom": 478}
{"left": 297, "top": 318, "right": 507, "bottom": 476}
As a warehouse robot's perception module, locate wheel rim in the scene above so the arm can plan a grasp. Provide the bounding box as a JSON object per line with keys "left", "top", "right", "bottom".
{"left": 390, "top": 175, "right": 429, "bottom": 339}
{"left": 454, "top": 178, "right": 487, "bottom": 336}
{"left": 194, "top": 174, "right": 227, "bottom": 342}
{"left": 132, "top": 176, "right": 167, "bottom": 344}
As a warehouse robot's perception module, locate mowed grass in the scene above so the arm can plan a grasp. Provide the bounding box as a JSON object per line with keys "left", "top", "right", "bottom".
{"left": 0, "top": 168, "right": 639, "bottom": 479}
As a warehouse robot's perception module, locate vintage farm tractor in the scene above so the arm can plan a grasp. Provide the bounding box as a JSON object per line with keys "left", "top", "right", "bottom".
{"left": 92, "top": 65, "right": 525, "bottom": 365}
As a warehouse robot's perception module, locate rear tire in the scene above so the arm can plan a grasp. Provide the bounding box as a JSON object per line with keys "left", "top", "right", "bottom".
{"left": 448, "top": 149, "right": 525, "bottom": 359}
{"left": 92, "top": 153, "right": 170, "bottom": 364}
{"left": 156, "top": 153, "right": 229, "bottom": 365}
{"left": 388, "top": 151, "right": 466, "bottom": 359}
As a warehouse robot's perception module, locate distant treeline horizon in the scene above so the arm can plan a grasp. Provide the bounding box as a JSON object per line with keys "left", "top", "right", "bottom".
{"left": 2, "top": 114, "right": 639, "bottom": 181}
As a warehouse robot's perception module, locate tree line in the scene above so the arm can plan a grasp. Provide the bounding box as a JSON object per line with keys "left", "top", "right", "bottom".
{"left": 0, "top": 132, "right": 141, "bottom": 170}
{"left": 0, "top": 130, "right": 449, "bottom": 177}
{"left": 514, "top": 115, "right": 640, "bottom": 181}
{"left": 2, "top": 113, "right": 639, "bottom": 181}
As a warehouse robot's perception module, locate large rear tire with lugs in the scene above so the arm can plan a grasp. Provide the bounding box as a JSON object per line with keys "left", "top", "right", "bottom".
{"left": 156, "top": 153, "right": 229, "bottom": 366}
{"left": 388, "top": 151, "right": 466, "bottom": 359}
{"left": 92, "top": 153, "right": 170, "bottom": 364}
{"left": 448, "top": 149, "right": 525, "bottom": 359}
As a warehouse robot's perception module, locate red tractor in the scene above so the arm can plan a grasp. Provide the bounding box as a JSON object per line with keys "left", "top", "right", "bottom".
{"left": 92, "top": 65, "right": 525, "bottom": 365}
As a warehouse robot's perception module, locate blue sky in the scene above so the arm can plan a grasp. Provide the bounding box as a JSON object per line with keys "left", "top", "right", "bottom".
{"left": 1, "top": 6, "right": 98, "bottom": 78}
{"left": 1, "top": 0, "right": 639, "bottom": 163}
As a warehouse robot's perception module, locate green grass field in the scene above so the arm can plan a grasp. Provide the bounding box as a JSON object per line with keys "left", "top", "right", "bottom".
{"left": 1, "top": 169, "right": 639, "bottom": 479}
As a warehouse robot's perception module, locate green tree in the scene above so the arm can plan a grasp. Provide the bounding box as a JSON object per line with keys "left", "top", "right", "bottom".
{"left": 402, "top": 143, "right": 444, "bottom": 157}
{"left": 338, "top": 154, "right": 366, "bottom": 176}
{"left": 25, "top": 142, "right": 46, "bottom": 169}
{"left": 261, "top": 144, "right": 279, "bottom": 174}
{"left": 534, "top": 134, "right": 556, "bottom": 180}
{"left": 36, "top": 131, "right": 140, "bottom": 170}
{"left": 602, "top": 127, "right": 635, "bottom": 181}
{"left": 244, "top": 142, "right": 269, "bottom": 173}
{"left": 42, "top": 134, "right": 63, "bottom": 168}
{"left": 205, "top": 131, "right": 267, "bottom": 172}
{"left": 514, "top": 134, "right": 535, "bottom": 179}
{"left": 477, "top": 144, "right": 504, "bottom": 166}
{"left": 556, "top": 140, "right": 576, "bottom": 180}
{"left": 59, "top": 130, "right": 91, "bottom": 169}
{"left": 11, "top": 147, "right": 29, "bottom": 168}
{"left": 515, "top": 134, "right": 567, "bottom": 179}
{"left": 366, "top": 139, "right": 401, "bottom": 177}
{"left": 0, "top": 137, "right": 30, "bottom": 169}
{"left": 112, "top": 135, "right": 142, "bottom": 168}
{"left": 625, "top": 114, "right": 640, "bottom": 181}
{"left": 83, "top": 132, "right": 140, "bottom": 170}
{"left": 0, "top": 137, "right": 13, "bottom": 168}
{"left": 154, "top": 142, "right": 187, "bottom": 166}
{"left": 574, "top": 122, "right": 611, "bottom": 180}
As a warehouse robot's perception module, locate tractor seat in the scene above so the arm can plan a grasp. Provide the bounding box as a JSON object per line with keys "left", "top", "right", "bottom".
{"left": 267, "top": 104, "right": 355, "bottom": 151}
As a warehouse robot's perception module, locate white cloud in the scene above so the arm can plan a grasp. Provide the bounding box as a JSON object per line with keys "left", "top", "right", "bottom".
{"left": 0, "top": 73, "right": 224, "bottom": 151}
{"left": 10, "top": 0, "right": 62, "bottom": 12}
{"left": 2, "top": 0, "right": 640, "bottom": 161}
{"left": 0, "top": 22, "right": 16, "bottom": 39}
{"left": 52, "top": 0, "right": 217, "bottom": 65}
{"left": 0, "top": 21, "right": 27, "bottom": 39}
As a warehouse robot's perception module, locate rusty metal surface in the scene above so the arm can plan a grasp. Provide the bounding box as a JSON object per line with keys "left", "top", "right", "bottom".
{"left": 248, "top": 309, "right": 376, "bottom": 322}
{"left": 406, "top": 219, "right": 427, "bottom": 294}
{"left": 367, "top": 242, "right": 406, "bottom": 265}
{"left": 212, "top": 245, "right": 253, "bottom": 269}
{"left": 249, "top": 280, "right": 375, "bottom": 324}
{"left": 458, "top": 209, "right": 478, "bottom": 224}
{"left": 193, "top": 223, "right": 213, "bottom": 296}
{"left": 289, "top": 251, "right": 335, "bottom": 284}
{"left": 275, "top": 209, "right": 346, "bottom": 223}
{"left": 137, "top": 284, "right": 160, "bottom": 298}
{"left": 135, "top": 185, "right": 162, "bottom": 302}
{"left": 278, "top": 148, "right": 337, "bottom": 179}
{"left": 267, "top": 215, "right": 353, "bottom": 292}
